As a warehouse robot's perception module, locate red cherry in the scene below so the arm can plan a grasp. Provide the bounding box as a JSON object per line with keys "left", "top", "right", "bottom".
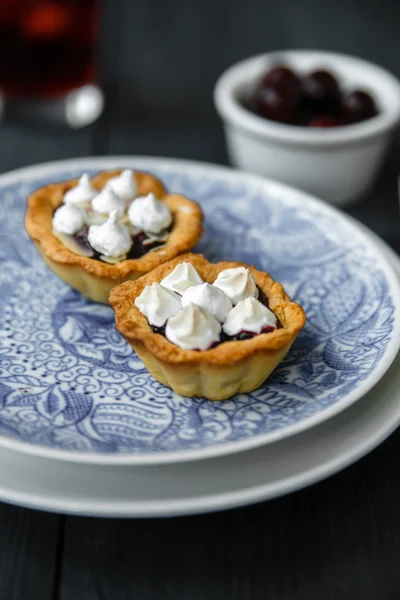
{"left": 342, "top": 90, "right": 378, "bottom": 123}
{"left": 302, "top": 70, "right": 340, "bottom": 104}
{"left": 261, "top": 66, "right": 301, "bottom": 98}
{"left": 309, "top": 116, "right": 340, "bottom": 128}
{"left": 254, "top": 86, "right": 296, "bottom": 123}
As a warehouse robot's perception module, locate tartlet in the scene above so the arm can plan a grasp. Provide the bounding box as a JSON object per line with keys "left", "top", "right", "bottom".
{"left": 25, "top": 170, "right": 203, "bottom": 304}
{"left": 110, "top": 253, "right": 306, "bottom": 401}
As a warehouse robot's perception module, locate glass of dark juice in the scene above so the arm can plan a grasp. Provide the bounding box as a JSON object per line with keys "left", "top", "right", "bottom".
{"left": 0, "top": 0, "right": 103, "bottom": 127}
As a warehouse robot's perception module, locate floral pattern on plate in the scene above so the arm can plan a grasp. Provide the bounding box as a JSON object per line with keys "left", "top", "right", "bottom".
{"left": 0, "top": 161, "right": 398, "bottom": 456}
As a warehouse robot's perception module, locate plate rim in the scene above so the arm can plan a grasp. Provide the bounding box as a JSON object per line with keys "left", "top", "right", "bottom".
{"left": 1, "top": 155, "right": 400, "bottom": 465}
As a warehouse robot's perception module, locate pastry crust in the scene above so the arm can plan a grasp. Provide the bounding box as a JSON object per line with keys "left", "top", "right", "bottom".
{"left": 25, "top": 170, "right": 204, "bottom": 303}
{"left": 110, "top": 253, "right": 306, "bottom": 400}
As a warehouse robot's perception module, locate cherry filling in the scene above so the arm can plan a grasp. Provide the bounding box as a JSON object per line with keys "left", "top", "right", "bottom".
{"left": 150, "top": 287, "right": 282, "bottom": 347}
{"left": 74, "top": 227, "right": 93, "bottom": 253}
{"left": 73, "top": 226, "right": 168, "bottom": 261}
{"left": 150, "top": 324, "right": 166, "bottom": 336}
{"left": 221, "top": 325, "right": 276, "bottom": 343}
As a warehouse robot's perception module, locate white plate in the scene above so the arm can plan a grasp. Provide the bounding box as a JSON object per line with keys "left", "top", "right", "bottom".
{"left": 1, "top": 157, "right": 400, "bottom": 466}
{"left": 0, "top": 227, "right": 397, "bottom": 517}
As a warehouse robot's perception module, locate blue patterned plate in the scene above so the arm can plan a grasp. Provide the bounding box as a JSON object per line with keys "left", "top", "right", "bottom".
{"left": 0, "top": 157, "right": 399, "bottom": 465}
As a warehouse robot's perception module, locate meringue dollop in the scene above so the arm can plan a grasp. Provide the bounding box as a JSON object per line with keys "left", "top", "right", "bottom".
{"left": 91, "top": 182, "right": 125, "bottom": 216}
{"left": 160, "top": 262, "right": 203, "bottom": 294}
{"left": 52, "top": 203, "right": 85, "bottom": 235}
{"left": 63, "top": 174, "right": 97, "bottom": 206}
{"left": 223, "top": 297, "right": 277, "bottom": 337}
{"left": 135, "top": 283, "right": 182, "bottom": 327}
{"left": 165, "top": 303, "right": 221, "bottom": 350}
{"left": 181, "top": 283, "right": 232, "bottom": 323}
{"left": 128, "top": 193, "right": 172, "bottom": 234}
{"left": 88, "top": 210, "right": 132, "bottom": 258}
{"left": 108, "top": 169, "right": 137, "bottom": 201}
{"left": 213, "top": 267, "right": 258, "bottom": 305}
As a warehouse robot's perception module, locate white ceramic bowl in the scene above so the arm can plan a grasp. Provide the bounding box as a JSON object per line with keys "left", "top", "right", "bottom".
{"left": 214, "top": 50, "right": 400, "bottom": 206}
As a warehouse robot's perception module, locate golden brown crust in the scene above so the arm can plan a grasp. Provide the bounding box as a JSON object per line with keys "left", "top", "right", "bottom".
{"left": 25, "top": 170, "right": 204, "bottom": 281}
{"left": 109, "top": 253, "right": 306, "bottom": 367}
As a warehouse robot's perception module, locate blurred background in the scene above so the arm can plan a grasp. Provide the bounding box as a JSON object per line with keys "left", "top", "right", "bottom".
{"left": 1, "top": 0, "right": 399, "bottom": 245}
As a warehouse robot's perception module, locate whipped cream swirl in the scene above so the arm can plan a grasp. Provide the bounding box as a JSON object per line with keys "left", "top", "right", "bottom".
{"left": 182, "top": 283, "right": 232, "bottom": 323}
{"left": 161, "top": 262, "right": 203, "bottom": 294}
{"left": 108, "top": 169, "right": 137, "bottom": 201}
{"left": 88, "top": 210, "right": 132, "bottom": 258}
{"left": 213, "top": 267, "right": 258, "bottom": 305}
{"left": 63, "top": 174, "right": 97, "bottom": 206}
{"left": 128, "top": 193, "right": 172, "bottom": 234}
{"left": 52, "top": 203, "right": 85, "bottom": 235}
{"left": 91, "top": 182, "right": 125, "bottom": 216}
{"left": 223, "top": 297, "right": 277, "bottom": 337}
{"left": 165, "top": 304, "right": 221, "bottom": 351}
{"left": 135, "top": 283, "right": 182, "bottom": 327}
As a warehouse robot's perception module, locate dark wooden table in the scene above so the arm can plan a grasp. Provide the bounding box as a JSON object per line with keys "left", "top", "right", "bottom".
{"left": 0, "top": 113, "right": 399, "bottom": 600}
